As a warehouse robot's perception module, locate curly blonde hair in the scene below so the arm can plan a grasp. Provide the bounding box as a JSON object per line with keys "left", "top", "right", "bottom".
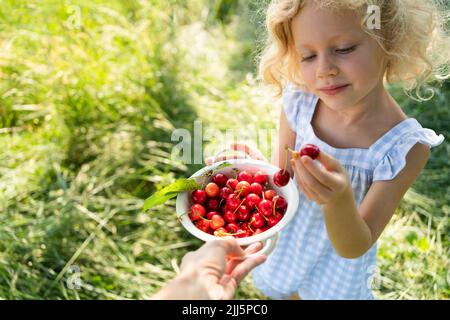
{"left": 259, "top": 0, "right": 450, "bottom": 100}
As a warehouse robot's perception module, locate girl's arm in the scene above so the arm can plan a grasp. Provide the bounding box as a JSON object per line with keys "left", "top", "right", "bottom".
{"left": 291, "top": 143, "right": 430, "bottom": 259}
{"left": 273, "top": 108, "right": 297, "bottom": 175}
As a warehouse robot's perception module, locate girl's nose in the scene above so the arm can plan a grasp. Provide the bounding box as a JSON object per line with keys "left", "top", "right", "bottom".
{"left": 316, "top": 54, "right": 339, "bottom": 79}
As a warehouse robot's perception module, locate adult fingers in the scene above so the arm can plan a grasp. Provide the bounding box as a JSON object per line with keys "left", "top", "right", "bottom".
{"left": 229, "top": 254, "right": 267, "bottom": 285}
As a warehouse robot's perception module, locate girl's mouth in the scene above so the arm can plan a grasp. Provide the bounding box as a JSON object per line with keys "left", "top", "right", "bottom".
{"left": 318, "top": 84, "right": 350, "bottom": 96}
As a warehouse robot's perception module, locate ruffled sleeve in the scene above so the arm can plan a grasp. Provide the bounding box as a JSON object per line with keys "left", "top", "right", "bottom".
{"left": 372, "top": 128, "right": 444, "bottom": 182}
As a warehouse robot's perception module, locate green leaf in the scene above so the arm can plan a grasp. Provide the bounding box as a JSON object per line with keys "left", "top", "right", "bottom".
{"left": 143, "top": 179, "right": 201, "bottom": 211}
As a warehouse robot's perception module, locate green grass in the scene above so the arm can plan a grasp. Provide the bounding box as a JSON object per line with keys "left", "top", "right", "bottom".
{"left": 0, "top": 0, "right": 448, "bottom": 299}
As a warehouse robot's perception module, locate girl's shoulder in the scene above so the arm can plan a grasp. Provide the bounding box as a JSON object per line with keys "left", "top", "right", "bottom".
{"left": 371, "top": 118, "right": 444, "bottom": 182}
{"left": 282, "top": 84, "right": 318, "bottom": 133}
{"left": 282, "top": 83, "right": 317, "bottom": 107}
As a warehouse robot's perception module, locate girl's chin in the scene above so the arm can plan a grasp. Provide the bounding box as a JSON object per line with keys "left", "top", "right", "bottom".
{"left": 320, "top": 96, "right": 354, "bottom": 111}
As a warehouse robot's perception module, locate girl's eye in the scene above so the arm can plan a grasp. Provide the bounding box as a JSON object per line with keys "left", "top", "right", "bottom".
{"left": 301, "top": 55, "right": 316, "bottom": 62}
{"left": 336, "top": 45, "right": 357, "bottom": 54}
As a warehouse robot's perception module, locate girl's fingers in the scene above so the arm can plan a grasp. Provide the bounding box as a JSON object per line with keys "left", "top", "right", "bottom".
{"left": 317, "top": 150, "right": 343, "bottom": 172}
{"left": 296, "top": 158, "right": 333, "bottom": 200}
{"left": 300, "top": 156, "right": 339, "bottom": 189}
{"left": 292, "top": 160, "right": 320, "bottom": 202}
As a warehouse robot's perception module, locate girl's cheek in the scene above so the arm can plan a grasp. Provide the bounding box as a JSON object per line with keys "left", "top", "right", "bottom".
{"left": 343, "top": 57, "right": 367, "bottom": 77}
{"left": 343, "top": 47, "right": 382, "bottom": 80}
{"left": 299, "top": 65, "right": 316, "bottom": 86}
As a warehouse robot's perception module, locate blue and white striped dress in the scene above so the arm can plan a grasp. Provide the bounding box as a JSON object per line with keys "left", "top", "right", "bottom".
{"left": 251, "top": 86, "right": 444, "bottom": 300}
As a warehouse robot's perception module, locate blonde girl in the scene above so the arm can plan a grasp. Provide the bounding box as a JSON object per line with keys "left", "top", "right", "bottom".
{"left": 211, "top": 0, "right": 448, "bottom": 299}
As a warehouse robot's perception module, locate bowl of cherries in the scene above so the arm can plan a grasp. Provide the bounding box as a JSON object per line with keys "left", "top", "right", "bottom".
{"left": 176, "top": 154, "right": 302, "bottom": 256}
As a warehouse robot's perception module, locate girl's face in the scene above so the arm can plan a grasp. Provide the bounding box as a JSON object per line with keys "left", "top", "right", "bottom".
{"left": 291, "top": 3, "right": 387, "bottom": 112}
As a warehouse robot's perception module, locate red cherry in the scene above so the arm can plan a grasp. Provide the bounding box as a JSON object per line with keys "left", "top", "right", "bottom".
{"left": 226, "top": 194, "right": 241, "bottom": 211}
{"left": 249, "top": 182, "right": 263, "bottom": 196}
{"left": 250, "top": 213, "right": 265, "bottom": 228}
{"left": 263, "top": 189, "right": 277, "bottom": 201}
{"left": 195, "top": 219, "right": 211, "bottom": 233}
{"left": 235, "top": 181, "right": 251, "bottom": 197}
{"left": 191, "top": 189, "right": 207, "bottom": 204}
{"left": 211, "top": 173, "right": 228, "bottom": 187}
{"left": 220, "top": 187, "right": 233, "bottom": 199}
{"left": 189, "top": 204, "right": 206, "bottom": 221}
{"left": 267, "top": 212, "right": 283, "bottom": 227}
{"left": 273, "top": 195, "right": 287, "bottom": 213}
{"left": 239, "top": 223, "right": 253, "bottom": 235}
{"left": 221, "top": 204, "right": 229, "bottom": 214}
{"left": 224, "top": 210, "right": 237, "bottom": 223}
{"left": 210, "top": 214, "right": 225, "bottom": 230}
{"left": 205, "top": 182, "right": 220, "bottom": 198}
{"left": 226, "top": 223, "right": 240, "bottom": 234}
{"left": 206, "top": 198, "right": 220, "bottom": 211}
{"left": 273, "top": 169, "right": 290, "bottom": 187}
{"left": 237, "top": 205, "right": 251, "bottom": 221}
{"left": 244, "top": 193, "right": 261, "bottom": 209}
{"left": 300, "top": 144, "right": 320, "bottom": 160}
{"left": 206, "top": 211, "right": 218, "bottom": 220}
{"left": 226, "top": 178, "right": 239, "bottom": 190}
{"left": 237, "top": 171, "right": 253, "bottom": 184}
{"left": 253, "top": 172, "right": 269, "bottom": 184}
{"left": 257, "top": 200, "right": 273, "bottom": 217}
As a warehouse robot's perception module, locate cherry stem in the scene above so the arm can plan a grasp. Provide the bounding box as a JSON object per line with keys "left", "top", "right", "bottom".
{"left": 232, "top": 197, "right": 247, "bottom": 214}
{"left": 286, "top": 147, "right": 296, "bottom": 153}
{"left": 235, "top": 187, "right": 244, "bottom": 198}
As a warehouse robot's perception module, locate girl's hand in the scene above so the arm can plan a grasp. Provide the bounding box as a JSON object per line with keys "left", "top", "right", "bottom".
{"left": 205, "top": 143, "right": 268, "bottom": 165}
{"left": 291, "top": 150, "right": 351, "bottom": 206}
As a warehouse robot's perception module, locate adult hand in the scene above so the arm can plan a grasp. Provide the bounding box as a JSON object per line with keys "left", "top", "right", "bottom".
{"left": 152, "top": 237, "right": 267, "bottom": 300}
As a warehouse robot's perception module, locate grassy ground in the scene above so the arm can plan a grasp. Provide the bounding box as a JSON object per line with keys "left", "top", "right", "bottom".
{"left": 0, "top": 0, "right": 448, "bottom": 299}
